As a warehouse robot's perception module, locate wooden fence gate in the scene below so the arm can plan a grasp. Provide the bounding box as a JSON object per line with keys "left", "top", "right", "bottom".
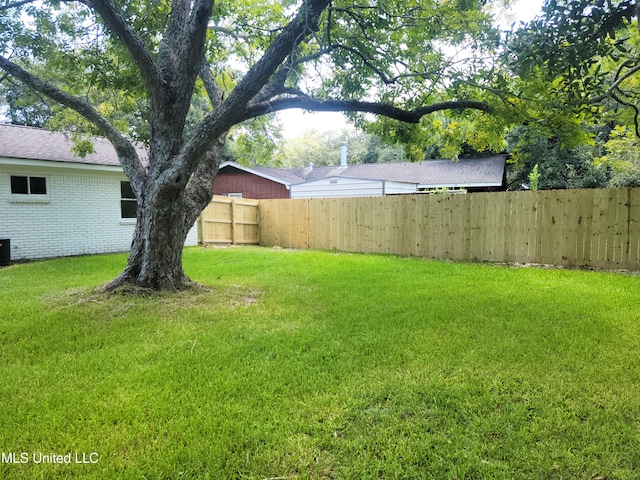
{"left": 198, "top": 196, "right": 260, "bottom": 245}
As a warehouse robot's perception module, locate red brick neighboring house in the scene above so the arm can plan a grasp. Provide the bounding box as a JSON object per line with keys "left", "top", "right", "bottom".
{"left": 213, "top": 161, "right": 298, "bottom": 199}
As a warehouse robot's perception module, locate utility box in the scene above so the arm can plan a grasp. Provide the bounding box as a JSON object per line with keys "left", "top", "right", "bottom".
{"left": 0, "top": 239, "right": 10, "bottom": 266}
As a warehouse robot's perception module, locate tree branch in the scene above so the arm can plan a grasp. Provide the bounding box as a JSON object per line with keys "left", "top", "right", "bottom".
{"left": 0, "top": 0, "right": 162, "bottom": 100}
{"left": 0, "top": 55, "right": 147, "bottom": 190}
{"left": 253, "top": 66, "right": 298, "bottom": 103}
{"left": 159, "top": 0, "right": 213, "bottom": 80}
{"left": 611, "top": 91, "right": 640, "bottom": 138}
{"left": 240, "top": 97, "right": 489, "bottom": 123}
{"left": 179, "top": 0, "right": 332, "bottom": 176}
{"left": 154, "top": 0, "right": 214, "bottom": 121}
{"left": 207, "top": 24, "right": 251, "bottom": 40}
{"left": 182, "top": 133, "right": 226, "bottom": 214}
{"left": 88, "top": 0, "right": 161, "bottom": 95}
{"left": 198, "top": 60, "right": 224, "bottom": 108}
{"left": 593, "top": 60, "right": 640, "bottom": 102}
{"left": 218, "top": 0, "right": 331, "bottom": 120}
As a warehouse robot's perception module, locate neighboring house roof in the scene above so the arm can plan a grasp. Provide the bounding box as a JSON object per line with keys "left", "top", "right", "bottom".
{"left": 218, "top": 161, "right": 305, "bottom": 186}
{"left": 220, "top": 155, "right": 507, "bottom": 190}
{"left": 290, "top": 156, "right": 506, "bottom": 188}
{"left": 0, "top": 123, "right": 146, "bottom": 167}
{"left": 251, "top": 164, "right": 306, "bottom": 185}
{"left": 414, "top": 157, "right": 507, "bottom": 188}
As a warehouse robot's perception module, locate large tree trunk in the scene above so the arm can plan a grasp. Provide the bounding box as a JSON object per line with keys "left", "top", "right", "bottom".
{"left": 107, "top": 196, "right": 198, "bottom": 290}
{"left": 104, "top": 139, "right": 224, "bottom": 291}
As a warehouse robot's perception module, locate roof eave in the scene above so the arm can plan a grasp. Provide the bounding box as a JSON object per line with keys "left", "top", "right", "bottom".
{"left": 219, "top": 160, "right": 295, "bottom": 186}
{"left": 293, "top": 175, "right": 418, "bottom": 186}
{"left": 0, "top": 156, "right": 125, "bottom": 173}
{"left": 418, "top": 182, "right": 503, "bottom": 188}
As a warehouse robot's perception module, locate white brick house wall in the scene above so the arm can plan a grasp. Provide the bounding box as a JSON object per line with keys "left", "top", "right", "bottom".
{"left": 0, "top": 162, "right": 197, "bottom": 261}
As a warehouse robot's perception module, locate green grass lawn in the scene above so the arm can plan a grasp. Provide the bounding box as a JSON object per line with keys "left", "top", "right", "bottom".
{"left": 1, "top": 247, "right": 639, "bottom": 479}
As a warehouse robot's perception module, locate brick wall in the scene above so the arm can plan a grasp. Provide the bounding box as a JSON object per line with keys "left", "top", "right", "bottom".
{"left": 214, "top": 168, "right": 289, "bottom": 199}
{"left": 0, "top": 168, "right": 197, "bottom": 261}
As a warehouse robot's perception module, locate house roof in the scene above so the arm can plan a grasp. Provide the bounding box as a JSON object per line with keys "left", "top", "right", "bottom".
{"left": 220, "top": 155, "right": 507, "bottom": 189}
{"left": 0, "top": 124, "right": 146, "bottom": 167}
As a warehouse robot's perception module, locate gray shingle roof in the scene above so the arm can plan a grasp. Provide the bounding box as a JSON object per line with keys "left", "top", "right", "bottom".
{"left": 0, "top": 124, "right": 146, "bottom": 167}
{"left": 251, "top": 164, "right": 306, "bottom": 184}
{"left": 289, "top": 156, "right": 507, "bottom": 187}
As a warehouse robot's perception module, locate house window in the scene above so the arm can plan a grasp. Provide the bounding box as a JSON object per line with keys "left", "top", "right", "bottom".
{"left": 10, "top": 175, "right": 47, "bottom": 195}
{"left": 120, "top": 181, "right": 137, "bottom": 219}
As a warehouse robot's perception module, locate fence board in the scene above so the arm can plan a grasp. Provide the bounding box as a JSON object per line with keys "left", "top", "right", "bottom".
{"left": 629, "top": 189, "right": 640, "bottom": 269}
{"left": 481, "top": 193, "right": 494, "bottom": 261}
{"left": 512, "top": 191, "right": 530, "bottom": 261}
{"left": 448, "top": 195, "right": 463, "bottom": 259}
{"left": 494, "top": 192, "right": 507, "bottom": 262}
{"left": 573, "top": 189, "right": 587, "bottom": 265}
{"left": 555, "top": 190, "right": 570, "bottom": 266}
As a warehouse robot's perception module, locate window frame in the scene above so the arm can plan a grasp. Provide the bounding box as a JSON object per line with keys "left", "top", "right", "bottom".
{"left": 120, "top": 180, "right": 138, "bottom": 220}
{"left": 9, "top": 174, "right": 50, "bottom": 203}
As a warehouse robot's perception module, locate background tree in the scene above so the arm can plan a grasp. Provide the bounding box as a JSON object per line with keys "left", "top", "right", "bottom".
{"left": 597, "top": 125, "right": 640, "bottom": 186}
{"left": 0, "top": 0, "right": 503, "bottom": 290}
{"left": 506, "top": 124, "right": 610, "bottom": 190}
{"left": 281, "top": 129, "right": 406, "bottom": 168}
{"left": 505, "top": 4, "right": 638, "bottom": 129}
{"left": 497, "top": 1, "right": 640, "bottom": 191}
{"left": 226, "top": 115, "right": 285, "bottom": 167}
{"left": 0, "top": 79, "right": 53, "bottom": 126}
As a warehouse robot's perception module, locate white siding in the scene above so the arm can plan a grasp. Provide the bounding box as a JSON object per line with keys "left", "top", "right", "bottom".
{"left": 383, "top": 180, "right": 419, "bottom": 194}
{"left": 291, "top": 177, "right": 384, "bottom": 198}
{"left": 0, "top": 165, "right": 196, "bottom": 261}
{"left": 290, "top": 177, "right": 418, "bottom": 198}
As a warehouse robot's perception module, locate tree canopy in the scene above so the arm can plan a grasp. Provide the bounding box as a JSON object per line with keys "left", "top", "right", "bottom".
{"left": 1, "top": 0, "right": 500, "bottom": 140}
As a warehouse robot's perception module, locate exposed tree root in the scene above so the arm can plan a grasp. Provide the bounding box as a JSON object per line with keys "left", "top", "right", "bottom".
{"left": 99, "top": 273, "right": 207, "bottom": 295}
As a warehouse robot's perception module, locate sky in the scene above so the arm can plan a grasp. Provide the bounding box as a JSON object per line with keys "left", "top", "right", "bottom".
{"left": 277, "top": 0, "right": 545, "bottom": 139}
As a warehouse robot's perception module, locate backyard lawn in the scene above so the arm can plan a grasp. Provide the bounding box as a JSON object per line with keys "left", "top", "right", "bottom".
{"left": 1, "top": 246, "right": 639, "bottom": 479}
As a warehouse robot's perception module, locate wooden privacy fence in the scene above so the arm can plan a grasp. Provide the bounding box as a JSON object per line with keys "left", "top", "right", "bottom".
{"left": 199, "top": 196, "right": 260, "bottom": 245}
{"left": 258, "top": 188, "right": 640, "bottom": 270}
